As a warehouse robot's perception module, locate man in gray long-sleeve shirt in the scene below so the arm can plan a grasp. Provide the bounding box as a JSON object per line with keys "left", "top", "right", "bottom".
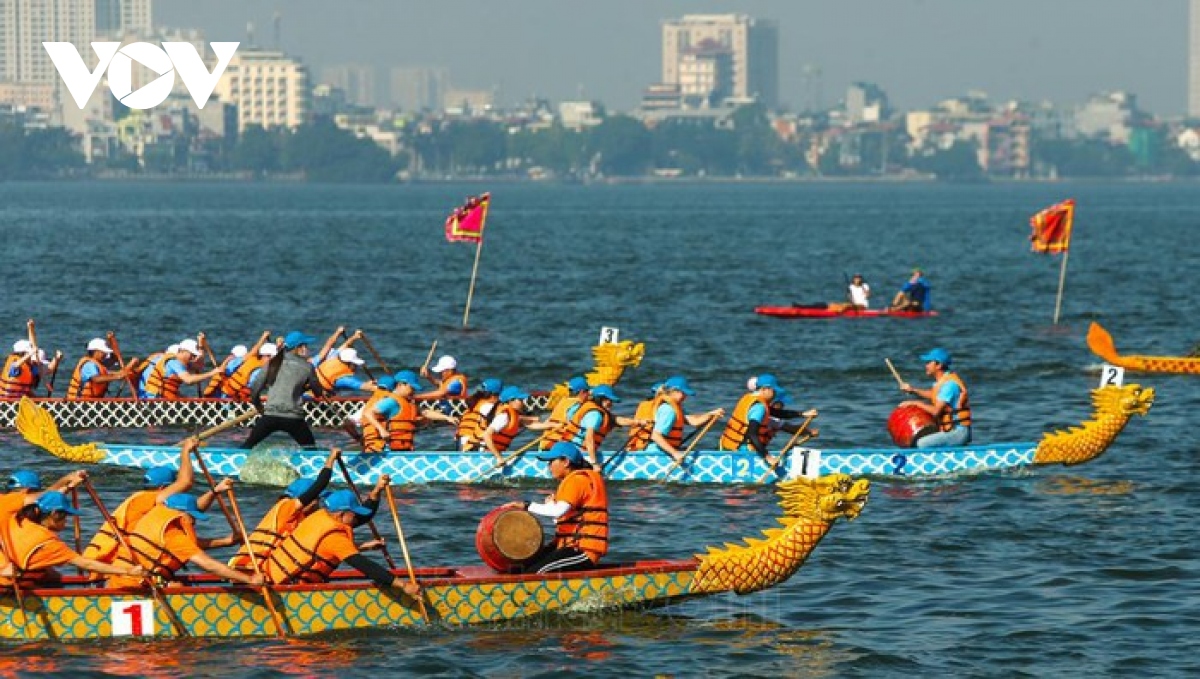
{"left": 241, "top": 331, "right": 327, "bottom": 449}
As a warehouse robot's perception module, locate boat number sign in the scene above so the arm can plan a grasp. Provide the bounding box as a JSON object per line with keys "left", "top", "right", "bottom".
{"left": 790, "top": 448, "right": 821, "bottom": 480}
{"left": 110, "top": 599, "right": 155, "bottom": 636}
{"left": 1099, "top": 364, "right": 1124, "bottom": 388}
{"left": 599, "top": 327, "right": 620, "bottom": 344}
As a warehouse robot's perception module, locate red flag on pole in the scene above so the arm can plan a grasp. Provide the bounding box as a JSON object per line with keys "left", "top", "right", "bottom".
{"left": 445, "top": 193, "right": 490, "bottom": 243}
{"left": 1029, "top": 199, "right": 1075, "bottom": 255}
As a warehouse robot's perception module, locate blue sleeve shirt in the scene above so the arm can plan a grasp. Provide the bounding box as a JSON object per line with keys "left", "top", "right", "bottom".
{"left": 79, "top": 361, "right": 101, "bottom": 386}
{"left": 572, "top": 410, "right": 605, "bottom": 444}
{"left": 333, "top": 375, "right": 368, "bottom": 391}
{"left": 162, "top": 358, "right": 187, "bottom": 379}
{"left": 746, "top": 402, "right": 767, "bottom": 424}
{"left": 645, "top": 402, "right": 678, "bottom": 452}
{"left": 373, "top": 397, "right": 401, "bottom": 420}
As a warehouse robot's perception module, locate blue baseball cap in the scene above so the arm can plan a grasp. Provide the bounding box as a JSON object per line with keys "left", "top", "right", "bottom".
{"left": 164, "top": 493, "right": 209, "bottom": 521}
{"left": 143, "top": 466, "right": 177, "bottom": 488}
{"left": 393, "top": 370, "right": 422, "bottom": 389}
{"left": 773, "top": 388, "right": 794, "bottom": 406}
{"left": 6, "top": 470, "right": 41, "bottom": 491}
{"left": 36, "top": 491, "right": 79, "bottom": 516}
{"left": 479, "top": 378, "right": 503, "bottom": 394}
{"left": 375, "top": 375, "right": 397, "bottom": 391}
{"left": 663, "top": 376, "right": 695, "bottom": 396}
{"left": 649, "top": 382, "right": 663, "bottom": 396}
{"left": 591, "top": 384, "right": 620, "bottom": 402}
{"left": 323, "top": 489, "right": 372, "bottom": 516}
{"left": 567, "top": 376, "right": 590, "bottom": 394}
{"left": 919, "top": 348, "right": 952, "bottom": 368}
{"left": 284, "top": 478, "right": 315, "bottom": 499}
{"left": 499, "top": 385, "right": 529, "bottom": 402}
{"left": 283, "top": 331, "right": 316, "bottom": 350}
{"left": 757, "top": 373, "right": 780, "bottom": 390}
{"left": 535, "top": 441, "right": 585, "bottom": 465}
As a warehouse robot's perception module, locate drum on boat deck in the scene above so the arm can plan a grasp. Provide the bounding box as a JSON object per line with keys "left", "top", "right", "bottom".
{"left": 887, "top": 405, "right": 938, "bottom": 448}
{"left": 476, "top": 506, "right": 544, "bottom": 573}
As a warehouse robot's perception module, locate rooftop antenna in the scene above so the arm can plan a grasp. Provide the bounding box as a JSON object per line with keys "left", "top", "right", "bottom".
{"left": 272, "top": 12, "right": 282, "bottom": 50}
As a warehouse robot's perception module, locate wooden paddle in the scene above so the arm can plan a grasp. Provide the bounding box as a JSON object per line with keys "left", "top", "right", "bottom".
{"left": 43, "top": 352, "right": 61, "bottom": 396}
{"left": 755, "top": 412, "right": 819, "bottom": 484}
{"left": 70, "top": 487, "right": 83, "bottom": 574}
{"left": 470, "top": 435, "right": 544, "bottom": 482}
{"left": 356, "top": 330, "right": 392, "bottom": 374}
{"left": 656, "top": 415, "right": 721, "bottom": 483}
{"left": 83, "top": 479, "right": 189, "bottom": 637}
{"left": 334, "top": 456, "right": 398, "bottom": 570}
{"left": 384, "top": 485, "right": 429, "bottom": 623}
{"left": 107, "top": 331, "right": 140, "bottom": 400}
{"left": 420, "top": 341, "right": 438, "bottom": 373}
{"left": 884, "top": 358, "right": 905, "bottom": 390}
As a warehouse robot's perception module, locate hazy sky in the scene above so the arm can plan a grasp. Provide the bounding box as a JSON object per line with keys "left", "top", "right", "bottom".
{"left": 157, "top": 0, "right": 1188, "bottom": 114}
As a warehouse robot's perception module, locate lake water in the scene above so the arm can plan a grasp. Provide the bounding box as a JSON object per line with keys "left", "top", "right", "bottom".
{"left": 0, "top": 180, "right": 1196, "bottom": 676}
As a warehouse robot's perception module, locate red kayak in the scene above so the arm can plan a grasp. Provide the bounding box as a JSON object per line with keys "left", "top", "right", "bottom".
{"left": 754, "top": 306, "right": 939, "bottom": 319}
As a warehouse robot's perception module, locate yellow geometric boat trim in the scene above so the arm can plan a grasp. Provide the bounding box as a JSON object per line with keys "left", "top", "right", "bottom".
{"left": 1033, "top": 382, "right": 1154, "bottom": 466}
{"left": 1087, "top": 322, "right": 1200, "bottom": 375}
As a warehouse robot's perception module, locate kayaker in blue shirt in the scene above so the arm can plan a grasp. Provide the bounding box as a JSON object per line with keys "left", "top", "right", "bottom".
{"left": 889, "top": 268, "right": 931, "bottom": 311}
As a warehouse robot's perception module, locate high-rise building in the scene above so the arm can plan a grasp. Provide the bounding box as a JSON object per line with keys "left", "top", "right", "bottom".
{"left": 319, "top": 63, "right": 375, "bottom": 107}
{"left": 390, "top": 66, "right": 446, "bottom": 111}
{"left": 661, "top": 14, "right": 778, "bottom": 109}
{"left": 1191, "top": 0, "right": 1200, "bottom": 117}
{"left": 0, "top": 0, "right": 96, "bottom": 84}
{"left": 120, "top": 0, "right": 151, "bottom": 34}
{"left": 213, "top": 48, "right": 308, "bottom": 132}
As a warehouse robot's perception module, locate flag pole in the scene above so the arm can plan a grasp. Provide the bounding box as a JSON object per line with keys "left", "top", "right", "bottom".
{"left": 462, "top": 236, "right": 483, "bottom": 328}
{"left": 1052, "top": 248, "right": 1070, "bottom": 325}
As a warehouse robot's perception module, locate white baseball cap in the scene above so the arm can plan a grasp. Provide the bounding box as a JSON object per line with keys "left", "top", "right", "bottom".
{"left": 87, "top": 338, "right": 113, "bottom": 355}
{"left": 177, "top": 339, "right": 202, "bottom": 356}
{"left": 12, "top": 340, "right": 33, "bottom": 354}
{"left": 431, "top": 355, "right": 457, "bottom": 372}
{"left": 259, "top": 344, "right": 278, "bottom": 357}
{"left": 746, "top": 376, "right": 758, "bottom": 391}
{"left": 166, "top": 344, "right": 179, "bottom": 355}
{"left": 338, "top": 348, "right": 365, "bottom": 366}
{"left": 230, "top": 345, "right": 248, "bottom": 358}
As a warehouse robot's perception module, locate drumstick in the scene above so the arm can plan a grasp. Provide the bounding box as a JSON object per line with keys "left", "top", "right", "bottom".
{"left": 884, "top": 358, "right": 905, "bottom": 389}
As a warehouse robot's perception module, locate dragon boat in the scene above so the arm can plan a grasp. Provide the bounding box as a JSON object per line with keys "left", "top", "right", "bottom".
{"left": 754, "top": 305, "right": 939, "bottom": 319}
{"left": 18, "top": 383, "right": 1153, "bottom": 485}
{"left": 1087, "top": 322, "right": 1200, "bottom": 375}
{"left": 0, "top": 474, "right": 869, "bottom": 640}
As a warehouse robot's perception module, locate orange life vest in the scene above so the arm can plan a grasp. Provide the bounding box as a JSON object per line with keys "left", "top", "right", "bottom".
{"left": 229, "top": 498, "right": 304, "bottom": 572}
{"left": 0, "top": 517, "right": 71, "bottom": 587}
{"left": 457, "top": 396, "right": 497, "bottom": 451}
{"left": 486, "top": 403, "right": 523, "bottom": 452}
{"left": 559, "top": 401, "right": 613, "bottom": 451}
{"left": 646, "top": 399, "right": 685, "bottom": 449}
{"left": 113, "top": 505, "right": 195, "bottom": 582}
{"left": 316, "top": 358, "right": 354, "bottom": 392}
{"left": 540, "top": 396, "right": 582, "bottom": 449}
{"left": 220, "top": 355, "right": 266, "bottom": 401}
{"left": 440, "top": 372, "right": 468, "bottom": 398}
{"left": 624, "top": 396, "right": 662, "bottom": 451}
{"left": 83, "top": 490, "right": 158, "bottom": 563}
{"left": 719, "top": 393, "right": 771, "bottom": 450}
{"left": 264, "top": 509, "right": 353, "bottom": 584}
{"left": 67, "top": 356, "right": 109, "bottom": 400}
{"left": 933, "top": 373, "right": 972, "bottom": 431}
{"left": 0, "top": 354, "right": 35, "bottom": 399}
{"left": 143, "top": 355, "right": 183, "bottom": 400}
{"left": 554, "top": 469, "right": 609, "bottom": 561}
{"left": 361, "top": 396, "right": 419, "bottom": 453}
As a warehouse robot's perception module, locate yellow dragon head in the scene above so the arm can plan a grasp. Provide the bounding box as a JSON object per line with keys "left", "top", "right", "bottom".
{"left": 691, "top": 474, "right": 869, "bottom": 595}
{"left": 1034, "top": 383, "right": 1154, "bottom": 467}
{"left": 546, "top": 339, "right": 646, "bottom": 407}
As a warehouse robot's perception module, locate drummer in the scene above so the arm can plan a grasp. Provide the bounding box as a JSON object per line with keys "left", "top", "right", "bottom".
{"left": 898, "top": 347, "right": 971, "bottom": 448}
{"left": 504, "top": 442, "right": 608, "bottom": 574}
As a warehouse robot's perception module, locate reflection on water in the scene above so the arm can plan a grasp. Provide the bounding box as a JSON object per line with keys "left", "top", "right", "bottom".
{"left": 1035, "top": 476, "right": 1136, "bottom": 497}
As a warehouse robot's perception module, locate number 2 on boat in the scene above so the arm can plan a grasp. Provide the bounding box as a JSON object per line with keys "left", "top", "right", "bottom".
{"left": 1100, "top": 364, "right": 1124, "bottom": 388}
{"left": 111, "top": 600, "right": 154, "bottom": 636}
{"left": 890, "top": 454, "right": 908, "bottom": 476}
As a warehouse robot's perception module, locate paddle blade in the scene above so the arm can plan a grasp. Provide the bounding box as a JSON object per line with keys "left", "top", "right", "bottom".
{"left": 15, "top": 397, "right": 105, "bottom": 463}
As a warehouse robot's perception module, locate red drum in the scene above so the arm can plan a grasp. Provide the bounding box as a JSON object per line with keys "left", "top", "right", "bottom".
{"left": 475, "top": 507, "right": 544, "bottom": 573}
{"left": 887, "top": 405, "right": 938, "bottom": 448}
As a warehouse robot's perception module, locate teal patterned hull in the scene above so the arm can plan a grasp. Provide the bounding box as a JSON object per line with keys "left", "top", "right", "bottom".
{"left": 93, "top": 441, "right": 1042, "bottom": 484}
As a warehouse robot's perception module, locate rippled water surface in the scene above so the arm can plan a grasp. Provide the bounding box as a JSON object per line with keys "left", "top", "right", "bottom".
{"left": 0, "top": 181, "right": 1197, "bottom": 676}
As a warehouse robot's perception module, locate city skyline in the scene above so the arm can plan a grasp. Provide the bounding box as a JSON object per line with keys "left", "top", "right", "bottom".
{"left": 156, "top": 0, "right": 1189, "bottom": 114}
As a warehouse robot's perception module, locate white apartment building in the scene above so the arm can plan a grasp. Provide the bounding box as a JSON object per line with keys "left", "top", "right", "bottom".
{"left": 0, "top": 0, "right": 95, "bottom": 83}
{"left": 661, "top": 14, "right": 778, "bottom": 109}
{"left": 214, "top": 48, "right": 308, "bottom": 132}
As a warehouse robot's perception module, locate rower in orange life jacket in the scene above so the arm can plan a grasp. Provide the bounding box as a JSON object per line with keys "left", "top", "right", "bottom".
{"left": 316, "top": 347, "right": 375, "bottom": 395}
{"left": 342, "top": 375, "right": 396, "bottom": 443}
{"left": 504, "top": 442, "right": 609, "bottom": 575}
{"left": 897, "top": 347, "right": 972, "bottom": 449}
{"left": 204, "top": 344, "right": 248, "bottom": 397}
{"left": 107, "top": 492, "right": 260, "bottom": 589}
{"left": 457, "top": 378, "right": 504, "bottom": 451}
{"left": 361, "top": 371, "right": 457, "bottom": 453}
{"left": 67, "top": 337, "right": 130, "bottom": 400}
{"left": 220, "top": 342, "right": 278, "bottom": 401}
{"left": 139, "top": 339, "right": 226, "bottom": 399}
{"left": 0, "top": 469, "right": 88, "bottom": 561}
{"left": 481, "top": 385, "right": 555, "bottom": 463}
{"left": 263, "top": 485, "right": 421, "bottom": 598}
{"left": 0, "top": 492, "right": 143, "bottom": 588}
{"left": 559, "top": 385, "right": 643, "bottom": 468}
{"left": 644, "top": 376, "right": 725, "bottom": 464}
{"left": 416, "top": 355, "right": 469, "bottom": 414}
{"left": 0, "top": 339, "right": 38, "bottom": 399}
{"left": 623, "top": 383, "right": 664, "bottom": 451}
{"left": 540, "top": 376, "right": 591, "bottom": 450}
{"left": 229, "top": 449, "right": 340, "bottom": 573}
{"left": 719, "top": 374, "right": 819, "bottom": 463}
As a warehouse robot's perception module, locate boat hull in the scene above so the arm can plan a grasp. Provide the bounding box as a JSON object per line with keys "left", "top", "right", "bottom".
{"left": 92, "top": 442, "right": 1040, "bottom": 485}
{"left": 754, "top": 306, "right": 938, "bottom": 319}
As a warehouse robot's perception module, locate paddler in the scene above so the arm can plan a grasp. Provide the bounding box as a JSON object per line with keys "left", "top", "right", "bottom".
{"left": 456, "top": 378, "right": 504, "bottom": 451}
{"left": 140, "top": 338, "right": 229, "bottom": 400}
{"left": 558, "top": 385, "right": 644, "bottom": 469}
{"left": 539, "top": 376, "right": 591, "bottom": 450}
{"left": 622, "top": 382, "right": 664, "bottom": 451}
{"left": 360, "top": 370, "right": 457, "bottom": 453}
{"left": 481, "top": 385, "right": 554, "bottom": 462}
{"left": 66, "top": 337, "right": 132, "bottom": 400}
{"left": 719, "top": 374, "right": 817, "bottom": 464}
{"left": 645, "top": 376, "right": 724, "bottom": 463}
{"left": 314, "top": 329, "right": 376, "bottom": 395}
{"left": 416, "top": 354, "right": 469, "bottom": 413}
